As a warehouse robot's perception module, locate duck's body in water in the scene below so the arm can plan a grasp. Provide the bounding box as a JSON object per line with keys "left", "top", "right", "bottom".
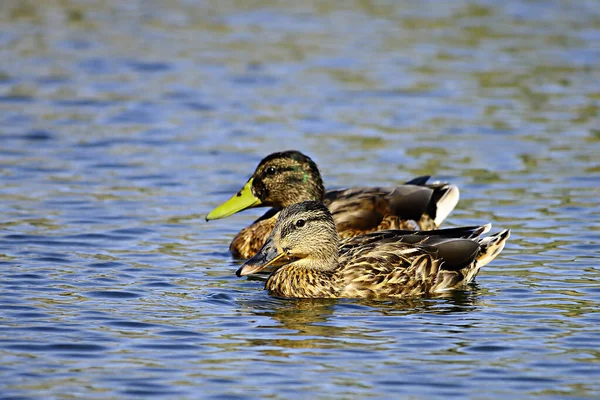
{"left": 237, "top": 201, "right": 510, "bottom": 299}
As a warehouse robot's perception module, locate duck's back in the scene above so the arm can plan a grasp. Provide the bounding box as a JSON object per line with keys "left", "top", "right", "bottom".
{"left": 324, "top": 181, "right": 459, "bottom": 237}
{"left": 337, "top": 240, "right": 445, "bottom": 298}
{"left": 337, "top": 230, "right": 509, "bottom": 298}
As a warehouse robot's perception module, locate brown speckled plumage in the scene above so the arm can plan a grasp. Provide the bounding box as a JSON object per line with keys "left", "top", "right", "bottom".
{"left": 238, "top": 201, "right": 510, "bottom": 299}
{"left": 230, "top": 215, "right": 277, "bottom": 258}
{"left": 208, "top": 151, "right": 459, "bottom": 259}
{"left": 230, "top": 211, "right": 436, "bottom": 259}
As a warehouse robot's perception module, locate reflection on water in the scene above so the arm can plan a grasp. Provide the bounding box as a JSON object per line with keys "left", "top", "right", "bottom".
{"left": 1, "top": 0, "right": 600, "bottom": 398}
{"left": 244, "top": 290, "right": 482, "bottom": 341}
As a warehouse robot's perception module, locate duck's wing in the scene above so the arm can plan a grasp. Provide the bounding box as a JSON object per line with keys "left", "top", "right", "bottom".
{"left": 338, "top": 229, "right": 510, "bottom": 297}
{"left": 338, "top": 239, "right": 443, "bottom": 298}
{"left": 338, "top": 224, "right": 491, "bottom": 255}
{"left": 324, "top": 180, "right": 459, "bottom": 234}
{"left": 339, "top": 236, "right": 480, "bottom": 278}
{"left": 403, "top": 175, "right": 431, "bottom": 186}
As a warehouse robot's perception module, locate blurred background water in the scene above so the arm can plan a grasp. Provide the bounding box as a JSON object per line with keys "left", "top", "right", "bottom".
{"left": 0, "top": 0, "right": 599, "bottom": 398}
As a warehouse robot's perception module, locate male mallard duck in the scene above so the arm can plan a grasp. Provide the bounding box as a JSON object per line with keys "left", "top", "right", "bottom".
{"left": 236, "top": 201, "right": 510, "bottom": 299}
{"left": 206, "top": 150, "right": 460, "bottom": 259}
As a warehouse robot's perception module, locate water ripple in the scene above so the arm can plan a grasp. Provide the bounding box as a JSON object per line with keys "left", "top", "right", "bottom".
{"left": 0, "top": 1, "right": 599, "bottom": 398}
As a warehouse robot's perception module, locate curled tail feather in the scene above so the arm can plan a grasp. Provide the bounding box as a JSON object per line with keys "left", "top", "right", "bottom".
{"left": 476, "top": 229, "right": 511, "bottom": 267}
{"left": 463, "top": 229, "right": 511, "bottom": 283}
{"left": 432, "top": 228, "right": 510, "bottom": 293}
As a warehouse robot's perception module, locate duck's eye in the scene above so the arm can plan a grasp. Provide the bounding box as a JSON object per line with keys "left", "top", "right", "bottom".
{"left": 266, "top": 166, "right": 277, "bottom": 175}
{"left": 295, "top": 219, "right": 306, "bottom": 228}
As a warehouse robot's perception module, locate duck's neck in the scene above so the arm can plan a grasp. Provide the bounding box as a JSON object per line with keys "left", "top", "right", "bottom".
{"left": 266, "top": 260, "right": 340, "bottom": 298}
{"left": 278, "top": 186, "right": 325, "bottom": 208}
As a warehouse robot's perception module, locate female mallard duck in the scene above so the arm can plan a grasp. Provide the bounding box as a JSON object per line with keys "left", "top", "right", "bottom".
{"left": 206, "top": 150, "right": 460, "bottom": 259}
{"left": 236, "top": 201, "right": 510, "bottom": 299}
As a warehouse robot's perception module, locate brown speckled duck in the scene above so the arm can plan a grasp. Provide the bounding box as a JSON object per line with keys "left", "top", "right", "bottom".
{"left": 206, "top": 150, "right": 460, "bottom": 259}
{"left": 236, "top": 201, "right": 510, "bottom": 299}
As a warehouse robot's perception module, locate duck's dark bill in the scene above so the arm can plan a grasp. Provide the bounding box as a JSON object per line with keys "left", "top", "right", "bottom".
{"left": 236, "top": 240, "right": 287, "bottom": 277}
{"left": 206, "top": 179, "right": 262, "bottom": 221}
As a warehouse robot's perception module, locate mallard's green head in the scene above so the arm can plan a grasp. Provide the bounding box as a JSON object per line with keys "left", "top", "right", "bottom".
{"left": 237, "top": 201, "right": 339, "bottom": 276}
{"left": 206, "top": 151, "right": 325, "bottom": 221}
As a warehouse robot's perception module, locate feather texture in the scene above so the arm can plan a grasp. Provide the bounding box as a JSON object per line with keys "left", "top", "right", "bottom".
{"left": 238, "top": 201, "right": 510, "bottom": 299}
{"left": 210, "top": 150, "right": 459, "bottom": 258}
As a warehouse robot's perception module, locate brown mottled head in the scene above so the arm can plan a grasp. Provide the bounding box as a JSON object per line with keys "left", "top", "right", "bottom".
{"left": 250, "top": 151, "right": 325, "bottom": 208}
{"left": 236, "top": 201, "right": 340, "bottom": 276}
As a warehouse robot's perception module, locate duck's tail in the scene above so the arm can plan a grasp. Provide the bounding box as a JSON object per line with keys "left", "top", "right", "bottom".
{"left": 476, "top": 229, "right": 511, "bottom": 267}
{"left": 463, "top": 229, "right": 511, "bottom": 283}
{"left": 428, "top": 183, "right": 460, "bottom": 227}
{"left": 431, "top": 183, "right": 460, "bottom": 226}
{"left": 432, "top": 228, "right": 510, "bottom": 293}
{"left": 403, "top": 176, "right": 460, "bottom": 227}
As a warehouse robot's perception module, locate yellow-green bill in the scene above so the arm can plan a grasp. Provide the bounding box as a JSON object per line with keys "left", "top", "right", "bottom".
{"left": 206, "top": 179, "right": 262, "bottom": 221}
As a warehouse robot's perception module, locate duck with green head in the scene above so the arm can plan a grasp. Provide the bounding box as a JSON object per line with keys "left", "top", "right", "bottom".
{"left": 206, "top": 150, "right": 460, "bottom": 259}
{"left": 237, "top": 201, "right": 510, "bottom": 299}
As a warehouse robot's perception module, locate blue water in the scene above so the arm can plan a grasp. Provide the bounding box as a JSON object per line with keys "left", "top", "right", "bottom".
{"left": 1, "top": 1, "right": 599, "bottom": 398}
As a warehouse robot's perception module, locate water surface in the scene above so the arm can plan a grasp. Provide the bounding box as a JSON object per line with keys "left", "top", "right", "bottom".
{"left": 1, "top": 1, "right": 599, "bottom": 398}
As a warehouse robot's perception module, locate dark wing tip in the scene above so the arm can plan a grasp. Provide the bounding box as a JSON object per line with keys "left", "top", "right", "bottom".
{"left": 404, "top": 176, "right": 431, "bottom": 186}
{"left": 435, "top": 239, "right": 480, "bottom": 271}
